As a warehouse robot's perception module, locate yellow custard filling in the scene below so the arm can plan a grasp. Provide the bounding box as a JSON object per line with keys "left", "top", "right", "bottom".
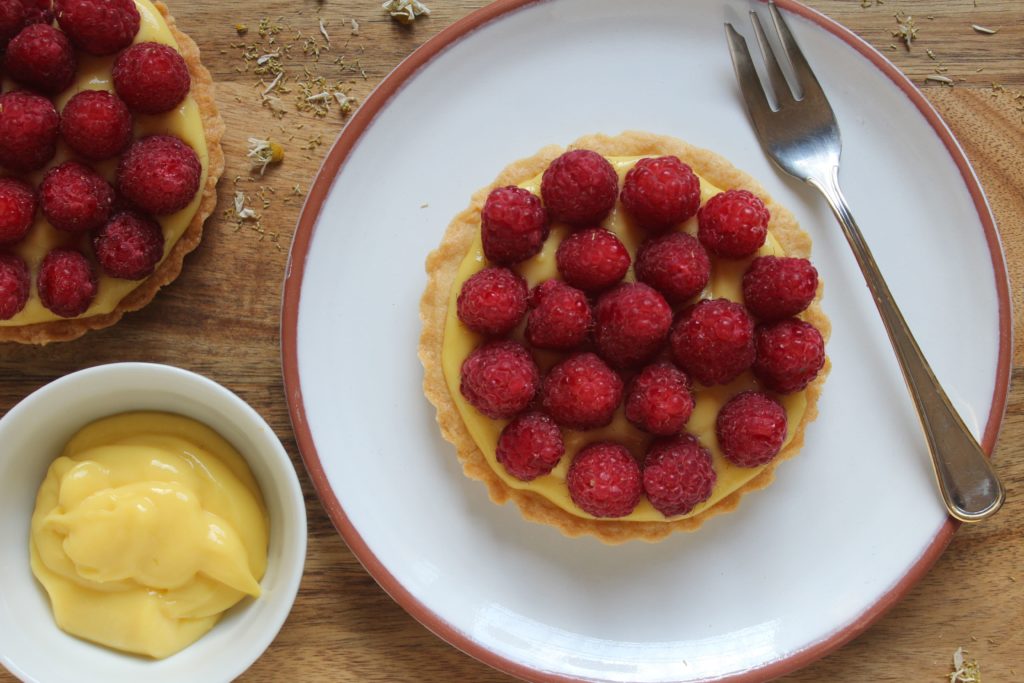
{"left": 30, "top": 412, "right": 268, "bottom": 659}
{"left": 442, "top": 156, "right": 807, "bottom": 522}
{"left": 0, "top": 0, "right": 209, "bottom": 327}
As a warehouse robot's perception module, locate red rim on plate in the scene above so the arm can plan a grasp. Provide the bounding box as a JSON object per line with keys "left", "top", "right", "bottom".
{"left": 281, "top": 1, "right": 1012, "bottom": 680}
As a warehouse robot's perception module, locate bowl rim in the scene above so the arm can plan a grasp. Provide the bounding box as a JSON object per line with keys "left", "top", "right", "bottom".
{"left": 0, "top": 361, "right": 307, "bottom": 683}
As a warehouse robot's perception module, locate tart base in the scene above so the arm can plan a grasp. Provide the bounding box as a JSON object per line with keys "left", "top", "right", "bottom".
{"left": 419, "top": 131, "right": 830, "bottom": 544}
{"left": 0, "top": 1, "right": 225, "bottom": 345}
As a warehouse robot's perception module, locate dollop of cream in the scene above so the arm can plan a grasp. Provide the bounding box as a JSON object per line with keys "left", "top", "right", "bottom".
{"left": 30, "top": 412, "right": 268, "bottom": 659}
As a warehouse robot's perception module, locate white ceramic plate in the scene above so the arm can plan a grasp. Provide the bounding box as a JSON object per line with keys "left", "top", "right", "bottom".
{"left": 282, "top": 1, "right": 1010, "bottom": 681}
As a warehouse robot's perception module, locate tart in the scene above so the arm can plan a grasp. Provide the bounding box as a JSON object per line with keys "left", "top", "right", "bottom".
{"left": 0, "top": 0, "right": 224, "bottom": 344}
{"left": 420, "top": 131, "right": 830, "bottom": 544}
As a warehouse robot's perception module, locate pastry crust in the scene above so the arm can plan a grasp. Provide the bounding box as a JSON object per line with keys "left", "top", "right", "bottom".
{"left": 419, "top": 131, "right": 830, "bottom": 544}
{"left": 0, "top": 1, "right": 225, "bottom": 345}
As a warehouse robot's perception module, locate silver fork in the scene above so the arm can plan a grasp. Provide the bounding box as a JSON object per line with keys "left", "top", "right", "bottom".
{"left": 725, "top": 2, "right": 1004, "bottom": 522}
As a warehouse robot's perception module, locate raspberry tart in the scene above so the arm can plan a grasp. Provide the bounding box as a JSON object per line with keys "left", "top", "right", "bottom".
{"left": 420, "top": 132, "right": 830, "bottom": 543}
{"left": 0, "top": 0, "right": 224, "bottom": 343}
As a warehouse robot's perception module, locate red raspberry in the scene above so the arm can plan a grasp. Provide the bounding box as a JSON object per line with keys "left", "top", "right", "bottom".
{"left": 19, "top": 0, "right": 53, "bottom": 25}
{"left": 566, "top": 442, "right": 642, "bottom": 518}
{"left": 541, "top": 149, "right": 618, "bottom": 226}
{"left": 496, "top": 411, "right": 565, "bottom": 481}
{"left": 643, "top": 435, "right": 716, "bottom": 517}
{"left": 541, "top": 352, "right": 623, "bottom": 430}
{"left": 593, "top": 283, "right": 672, "bottom": 368}
{"left": 0, "top": 91, "right": 59, "bottom": 172}
{"left": 39, "top": 161, "right": 114, "bottom": 233}
{"left": 93, "top": 211, "right": 165, "bottom": 280}
{"left": 742, "top": 256, "right": 818, "bottom": 321}
{"left": 620, "top": 156, "right": 701, "bottom": 232}
{"left": 698, "top": 189, "right": 770, "bottom": 259}
{"left": 716, "top": 391, "right": 787, "bottom": 467}
{"left": 753, "top": 318, "right": 825, "bottom": 394}
{"left": 117, "top": 135, "right": 201, "bottom": 215}
{"left": 555, "top": 227, "right": 630, "bottom": 292}
{"left": 625, "top": 363, "right": 694, "bottom": 436}
{"left": 37, "top": 247, "right": 97, "bottom": 318}
{"left": 480, "top": 186, "right": 548, "bottom": 265}
{"left": 0, "top": 252, "right": 30, "bottom": 320}
{"left": 113, "top": 42, "right": 191, "bottom": 115}
{"left": 670, "top": 299, "right": 755, "bottom": 386}
{"left": 456, "top": 266, "right": 528, "bottom": 336}
{"left": 635, "top": 232, "right": 711, "bottom": 304}
{"left": 525, "top": 279, "right": 591, "bottom": 350}
{"left": 0, "top": 177, "right": 36, "bottom": 246}
{"left": 0, "top": 0, "right": 27, "bottom": 49}
{"left": 60, "top": 90, "right": 133, "bottom": 161}
{"left": 5, "top": 24, "right": 77, "bottom": 95}
{"left": 460, "top": 340, "right": 539, "bottom": 420}
{"left": 54, "top": 0, "right": 139, "bottom": 56}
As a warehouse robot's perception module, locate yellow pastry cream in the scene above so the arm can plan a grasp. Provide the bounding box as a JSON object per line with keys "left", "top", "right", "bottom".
{"left": 0, "top": 0, "right": 209, "bottom": 327}
{"left": 30, "top": 412, "right": 268, "bottom": 659}
{"left": 442, "top": 156, "right": 807, "bottom": 522}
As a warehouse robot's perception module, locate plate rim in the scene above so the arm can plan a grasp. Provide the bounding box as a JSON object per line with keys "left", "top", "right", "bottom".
{"left": 280, "top": 1, "right": 1013, "bottom": 681}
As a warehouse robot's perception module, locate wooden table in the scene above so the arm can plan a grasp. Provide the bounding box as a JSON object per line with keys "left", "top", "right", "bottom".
{"left": 2, "top": 1, "right": 1022, "bottom": 681}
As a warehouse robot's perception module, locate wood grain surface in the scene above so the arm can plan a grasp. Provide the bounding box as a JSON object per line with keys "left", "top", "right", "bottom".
{"left": 2, "top": 1, "right": 1022, "bottom": 681}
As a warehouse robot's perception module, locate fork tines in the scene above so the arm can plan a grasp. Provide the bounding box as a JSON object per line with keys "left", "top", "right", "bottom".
{"left": 725, "top": 1, "right": 826, "bottom": 113}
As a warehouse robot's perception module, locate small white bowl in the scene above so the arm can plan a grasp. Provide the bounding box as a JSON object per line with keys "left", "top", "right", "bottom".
{"left": 0, "top": 363, "right": 307, "bottom": 683}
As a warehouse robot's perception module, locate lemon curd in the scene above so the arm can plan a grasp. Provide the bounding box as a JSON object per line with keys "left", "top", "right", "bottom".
{"left": 442, "top": 156, "right": 808, "bottom": 522}
{"left": 30, "top": 412, "right": 268, "bottom": 659}
{"left": 0, "top": 0, "right": 210, "bottom": 327}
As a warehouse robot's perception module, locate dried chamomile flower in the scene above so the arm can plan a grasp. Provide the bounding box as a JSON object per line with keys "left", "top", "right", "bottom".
{"left": 247, "top": 138, "right": 285, "bottom": 175}
{"left": 383, "top": 0, "right": 430, "bottom": 24}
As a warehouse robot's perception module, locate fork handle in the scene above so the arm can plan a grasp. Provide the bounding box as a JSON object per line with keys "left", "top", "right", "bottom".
{"left": 808, "top": 166, "right": 1004, "bottom": 522}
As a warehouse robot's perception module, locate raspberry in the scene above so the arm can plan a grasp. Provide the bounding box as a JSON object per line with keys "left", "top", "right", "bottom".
{"left": 0, "top": 252, "right": 29, "bottom": 320}
{"left": 643, "top": 435, "right": 716, "bottom": 517}
{"left": 742, "top": 256, "right": 818, "bottom": 321}
{"left": 620, "top": 156, "right": 701, "bottom": 232}
{"left": 39, "top": 161, "right": 114, "bottom": 233}
{"left": 496, "top": 411, "right": 565, "bottom": 481}
{"left": 593, "top": 283, "right": 672, "bottom": 368}
{"left": 670, "top": 299, "right": 755, "bottom": 386}
{"left": 753, "top": 318, "right": 825, "bottom": 394}
{"left": 54, "top": 0, "right": 139, "bottom": 56}
{"left": 60, "top": 90, "right": 133, "bottom": 161}
{"left": 566, "top": 442, "right": 642, "bottom": 518}
{"left": 716, "top": 391, "right": 787, "bottom": 467}
{"left": 635, "top": 232, "right": 711, "bottom": 304}
{"left": 0, "top": 177, "right": 36, "bottom": 246}
{"left": 0, "top": 91, "right": 59, "bottom": 172}
{"left": 117, "top": 135, "right": 201, "bottom": 215}
{"left": 525, "top": 279, "right": 591, "bottom": 350}
{"left": 555, "top": 227, "right": 630, "bottom": 292}
{"left": 698, "top": 189, "right": 770, "bottom": 259}
{"left": 0, "top": 0, "right": 26, "bottom": 50}
{"left": 37, "top": 248, "right": 97, "bottom": 318}
{"left": 456, "top": 266, "right": 528, "bottom": 336}
{"left": 625, "top": 363, "right": 694, "bottom": 436}
{"left": 460, "top": 340, "right": 539, "bottom": 420}
{"left": 19, "top": 0, "right": 52, "bottom": 25}
{"left": 541, "top": 352, "right": 622, "bottom": 430}
{"left": 540, "top": 150, "right": 618, "bottom": 226}
{"left": 113, "top": 42, "right": 191, "bottom": 115}
{"left": 5, "top": 24, "right": 77, "bottom": 95}
{"left": 93, "top": 211, "right": 165, "bottom": 280}
{"left": 480, "top": 186, "right": 548, "bottom": 265}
